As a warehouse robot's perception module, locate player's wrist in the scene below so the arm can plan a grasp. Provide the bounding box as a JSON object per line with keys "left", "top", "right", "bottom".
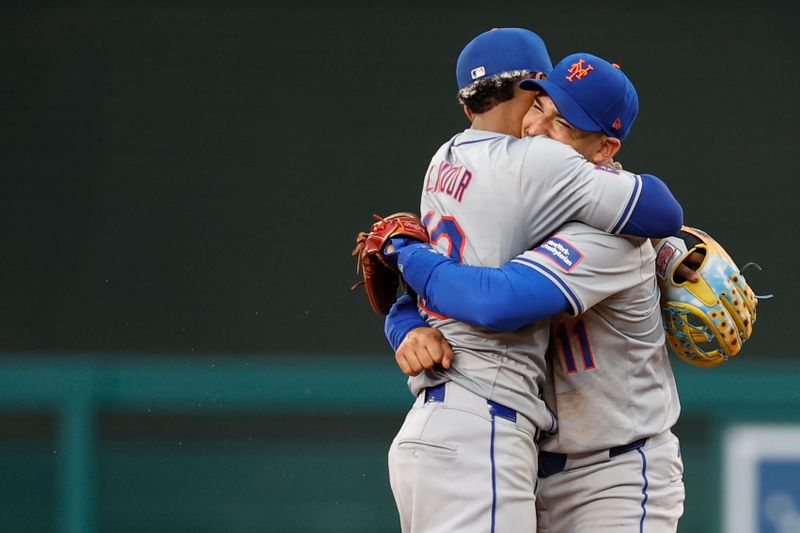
{"left": 384, "top": 237, "right": 430, "bottom": 269}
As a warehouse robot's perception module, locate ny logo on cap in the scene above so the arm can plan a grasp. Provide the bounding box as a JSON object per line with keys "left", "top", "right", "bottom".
{"left": 565, "top": 59, "right": 593, "bottom": 82}
{"left": 471, "top": 66, "right": 486, "bottom": 80}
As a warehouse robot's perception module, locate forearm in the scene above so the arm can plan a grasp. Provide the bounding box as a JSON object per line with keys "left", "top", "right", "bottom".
{"left": 384, "top": 293, "right": 428, "bottom": 351}
{"left": 399, "top": 246, "right": 570, "bottom": 331}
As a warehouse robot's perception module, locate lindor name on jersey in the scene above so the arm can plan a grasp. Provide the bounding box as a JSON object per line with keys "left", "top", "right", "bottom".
{"left": 424, "top": 161, "right": 473, "bottom": 202}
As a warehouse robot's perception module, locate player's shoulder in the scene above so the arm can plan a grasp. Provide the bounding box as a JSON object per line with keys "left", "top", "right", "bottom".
{"left": 548, "top": 222, "right": 646, "bottom": 252}
{"left": 516, "top": 135, "right": 587, "bottom": 177}
{"left": 528, "top": 223, "right": 654, "bottom": 281}
{"left": 432, "top": 131, "right": 467, "bottom": 155}
{"left": 518, "top": 135, "right": 583, "bottom": 158}
{"left": 444, "top": 129, "right": 523, "bottom": 161}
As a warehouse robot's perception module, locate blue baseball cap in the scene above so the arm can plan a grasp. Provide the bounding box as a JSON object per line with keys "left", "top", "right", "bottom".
{"left": 519, "top": 53, "right": 639, "bottom": 139}
{"left": 456, "top": 28, "right": 552, "bottom": 91}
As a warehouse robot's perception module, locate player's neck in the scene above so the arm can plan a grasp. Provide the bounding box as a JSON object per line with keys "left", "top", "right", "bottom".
{"left": 470, "top": 102, "right": 525, "bottom": 138}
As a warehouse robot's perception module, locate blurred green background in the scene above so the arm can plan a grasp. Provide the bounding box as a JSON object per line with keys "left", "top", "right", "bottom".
{"left": 0, "top": 1, "right": 797, "bottom": 532}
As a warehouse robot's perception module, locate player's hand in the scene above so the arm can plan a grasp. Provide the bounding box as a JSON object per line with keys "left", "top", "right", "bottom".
{"left": 674, "top": 251, "right": 704, "bottom": 283}
{"left": 395, "top": 327, "right": 454, "bottom": 377}
{"left": 652, "top": 239, "right": 703, "bottom": 283}
{"left": 598, "top": 157, "right": 623, "bottom": 170}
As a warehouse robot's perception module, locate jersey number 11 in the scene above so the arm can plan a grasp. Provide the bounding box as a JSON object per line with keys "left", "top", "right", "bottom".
{"left": 555, "top": 318, "right": 596, "bottom": 374}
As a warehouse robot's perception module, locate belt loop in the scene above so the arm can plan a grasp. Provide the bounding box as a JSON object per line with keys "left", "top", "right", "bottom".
{"left": 487, "top": 400, "right": 517, "bottom": 423}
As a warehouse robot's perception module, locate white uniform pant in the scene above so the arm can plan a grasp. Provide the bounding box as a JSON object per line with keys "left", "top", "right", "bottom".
{"left": 388, "top": 381, "right": 539, "bottom": 533}
{"left": 536, "top": 430, "right": 685, "bottom": 533}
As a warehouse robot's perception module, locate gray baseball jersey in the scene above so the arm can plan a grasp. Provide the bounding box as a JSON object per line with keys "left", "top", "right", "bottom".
{"left": 511, "top": 222, "right": 684, "bottom": 532}
{"left": 409, "top": 129, "right": 645, "bottom": 430}
{"left": 511, "top": 221, "right": 681, "bottom": 453}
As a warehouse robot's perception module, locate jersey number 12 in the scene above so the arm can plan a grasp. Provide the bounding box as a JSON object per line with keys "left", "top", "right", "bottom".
{"left": 422, "top": 211, "right": 466, "bottom": 263}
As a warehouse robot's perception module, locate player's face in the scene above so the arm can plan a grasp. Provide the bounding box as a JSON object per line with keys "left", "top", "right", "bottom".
{"left": 522, "top": 95, "right": 609, "bottom": 163}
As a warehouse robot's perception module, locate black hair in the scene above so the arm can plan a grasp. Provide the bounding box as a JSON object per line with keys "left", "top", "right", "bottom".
{"left": 457, "top": 70, "right": 531, "bottom": 114}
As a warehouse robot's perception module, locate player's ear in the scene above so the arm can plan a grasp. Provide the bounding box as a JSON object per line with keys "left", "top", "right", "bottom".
{"left": 463, "top": 105, "right": 474, "bottom": 123}
{"left": 534, "top": 71, "right": 547, "bottom": 80}
{"left": 591, "top": 136, "right": 621, "bottom": 164}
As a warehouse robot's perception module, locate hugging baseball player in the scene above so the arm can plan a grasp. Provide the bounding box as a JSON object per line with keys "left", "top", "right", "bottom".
{"left": 355, "top": 28, "right": 688, "bottom": 533}
{"left": 358, "top": 48, "right": 759, "bottom": 533}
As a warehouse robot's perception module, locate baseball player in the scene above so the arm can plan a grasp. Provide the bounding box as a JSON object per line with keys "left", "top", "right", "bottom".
{"left": 385, "top": 54, "right": 686, "bottom": 531}
{"left": 385, "top": 29, "right": 684, "bottom": 533}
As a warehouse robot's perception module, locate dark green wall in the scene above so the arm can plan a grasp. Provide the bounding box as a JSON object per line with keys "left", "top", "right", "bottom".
{"left": 0, "top": 355, "right": 797, "bottom": 533}
{"left": 1, "top": 1, "right": 796, "bottom": 355}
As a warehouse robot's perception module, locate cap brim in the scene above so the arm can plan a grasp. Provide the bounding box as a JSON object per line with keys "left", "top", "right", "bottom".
{"left": 519, "top": 78, "right": 602, "bottom": 133}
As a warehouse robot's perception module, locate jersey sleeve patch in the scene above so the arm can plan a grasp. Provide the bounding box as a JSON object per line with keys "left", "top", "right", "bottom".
{"left": 532, "top": 237, "right": 584, "bottom": 272}
{"left": 655, "top": 241, "right": 678, "bottom": 279}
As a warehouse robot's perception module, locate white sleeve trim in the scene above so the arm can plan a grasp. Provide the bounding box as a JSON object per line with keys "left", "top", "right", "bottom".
{"left": 609, "top": 173, "right": 643, "bottom": 234}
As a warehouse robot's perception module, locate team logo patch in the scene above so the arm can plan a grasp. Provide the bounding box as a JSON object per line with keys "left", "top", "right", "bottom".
{"left": 533, "top": 238, "right": 584, "bottom": 272}
{"left": 656, "top": 242, "right": 677, "bottom": 279}
{"left": 471, "top": 66, "right": 486, "bottom": 80}
{"left": 565, "top": 59, "right": 593, "bottom": 82}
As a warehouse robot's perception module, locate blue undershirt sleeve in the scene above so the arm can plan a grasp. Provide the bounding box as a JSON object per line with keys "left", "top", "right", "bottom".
{"left": 384, "top": 293, "right": 429, "bottom": 352}
{"left": 397, "top": 245, "right": 571, "bottom": 332}
{"left": 620, "top": 173, "right": 683, "bottom": 237}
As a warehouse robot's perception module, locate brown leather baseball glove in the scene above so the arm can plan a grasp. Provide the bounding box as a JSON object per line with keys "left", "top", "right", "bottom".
{"left": 352, "top": 212, "right": 429, "bottom": 315}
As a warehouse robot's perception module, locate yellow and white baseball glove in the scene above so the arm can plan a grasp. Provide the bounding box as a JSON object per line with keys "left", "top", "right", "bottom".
{"left": 654, "top": 226, "right": 759, "bottom": 367}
